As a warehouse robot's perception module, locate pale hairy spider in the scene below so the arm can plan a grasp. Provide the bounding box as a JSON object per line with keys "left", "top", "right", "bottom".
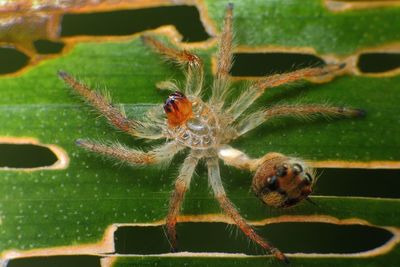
{"left": 58, "top": 4, "right": 363, "bottom": 263}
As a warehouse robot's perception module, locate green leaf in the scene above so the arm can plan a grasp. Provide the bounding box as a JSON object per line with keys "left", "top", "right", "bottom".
{"left": 0, "top": 0, "right": 399, "bottom": 266}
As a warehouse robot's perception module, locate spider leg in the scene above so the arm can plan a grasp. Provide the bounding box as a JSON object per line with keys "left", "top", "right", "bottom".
{"left": 226, "top": 64, "right": 345, "bottom": 121}
{"left": 76, "top": 140, "right": 183, "bottom": 166}
{"left": 210, "top": 3, "right": 234, "bottom": 106}
{"left": 141, "top": 36, "right": 203, "bottom": 96}
{"left": 206, "top": 157, "right": 289, "bottom": 263}
{"left": 156, "top": 80, "right": 180, "bottom": 92}
{"left": 166, "top": 154, "right": 199, "bottom": 251}
{"left": 217, "top": 145, "right": 259, "bottom": 171}
{"left": 234, "top": 104, "right": 365, "bottom": 138}
{"left": 218, "top": 145, "right": 283, "bottom": 172}
{"left": 58, "top": 71, "right": 163, "bottom": 139}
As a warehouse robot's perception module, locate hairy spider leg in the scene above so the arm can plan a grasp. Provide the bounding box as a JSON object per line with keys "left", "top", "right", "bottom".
{"left": 234, "top": 104, "right": 365, "bottom": 137}
{"left": 76, "top": 140, "right": 183, "bottom": 166}
{"left": 207, "top": 157, "right": 289, "bottom": 263}
{"left": 210, "top": 3, "right": 234, "bottom": 107}
{"left": 166, "top": 154, "right": 199, "bottom": 251}
{"left": 217, "top": 145, "right": 268, "bottom": 171}
{"left": 155, "top": 80, "right": 181, "bottom": 92}
{"left": 58, "top": 71, "right": 163, "bottom": 139}
{"left": 141, "top": 36, "right": 204, "bottom": 96}
{"left": 226, "top": 64, "right": 346, "bottom": 122}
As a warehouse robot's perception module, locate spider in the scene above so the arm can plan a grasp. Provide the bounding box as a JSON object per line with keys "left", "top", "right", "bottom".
{"left": 58, "top": 4, "right": 363, "bottom": 263}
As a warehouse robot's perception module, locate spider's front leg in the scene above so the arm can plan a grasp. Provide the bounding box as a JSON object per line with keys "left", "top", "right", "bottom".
{"left": 58, "top": 71, "right": 163, "bottom": 139}
{"left": 76, "top": 140, "right": 183, "bottom": 166}
{"left": 141, "top": 36, "right": 204, "bottom": 96}
{"left": 166, "top": 153, "right": 199, "bottom": 251}
{"left": 210, "top": 3, "right": 234, "bottom": 106}
{"left": 207, "top": 157, "right": 289, "bottom": 263}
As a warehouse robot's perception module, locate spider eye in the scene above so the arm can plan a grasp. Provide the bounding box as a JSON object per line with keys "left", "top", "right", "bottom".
{"left": 170, "top": 91, "right": 185, "bottom": 98}
{"left": 304, "top": 173, "right": 313, "bottom": 184}
{"left": 292, "top": 163, "right": 303, "bottom": 174}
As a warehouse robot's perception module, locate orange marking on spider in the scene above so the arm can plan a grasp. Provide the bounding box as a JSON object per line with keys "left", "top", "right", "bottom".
{"left": 164, "top": 91, "right": 193, "bottom": 127}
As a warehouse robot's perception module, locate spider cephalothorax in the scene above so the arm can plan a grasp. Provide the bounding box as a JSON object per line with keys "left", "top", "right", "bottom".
{"left": 59, "top": 4, "right": 363, "bottom": 263}
{"left": 165, "top": 92, "right": 220, "bottom": 149}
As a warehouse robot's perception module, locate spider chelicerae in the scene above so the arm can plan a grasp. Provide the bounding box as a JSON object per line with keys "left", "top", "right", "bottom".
{"left": 58, "top": 4, "right": 363, "bottom": 263}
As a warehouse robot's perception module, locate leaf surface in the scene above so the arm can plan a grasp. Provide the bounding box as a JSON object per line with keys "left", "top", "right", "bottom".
{"left": 0, "top": 0, "right": 399, "bottom": 266}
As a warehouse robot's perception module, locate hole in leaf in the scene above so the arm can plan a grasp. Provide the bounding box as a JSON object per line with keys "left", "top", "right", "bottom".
{"left": 0, "top": 47, "right": 29, "bottom": 74}
{"left": 230, "top": 53, "right": 325, "bottom": 76}
{"left": 314, "top": 168, "right": 400, "bottom": 198}
{"left": 358, "top": 52, "right": 400, "bottom": 73}
{"left": 61, "top": 6, "right": 210, "bottom": 42}
{"left": 6, "top": 255, "right": 100, "bottom": 267}
{"left": 114, "top": 222, "right": 392, "bottom": 255}
{"left": 34, "top": 40, "right": 65, "bottom": 54}
{"left": 0, "top": 144, "right": 58, "bottom": 169}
